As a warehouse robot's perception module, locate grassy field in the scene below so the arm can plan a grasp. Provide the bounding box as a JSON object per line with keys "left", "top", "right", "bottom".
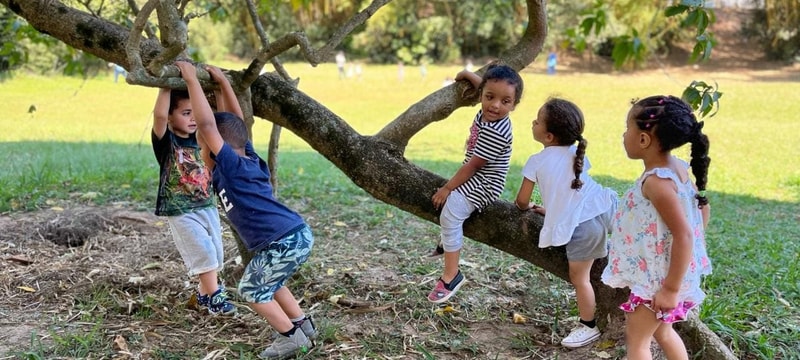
{"left": 1, "top": 62, "right": 799, "bottom": 359}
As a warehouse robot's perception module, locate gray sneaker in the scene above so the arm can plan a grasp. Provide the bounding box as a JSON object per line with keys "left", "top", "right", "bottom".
{"left": 271, "top": 317, "right": 317, "bottom": 341}
{"left": 259, "top": 330, "right": 312, "bottom": 359}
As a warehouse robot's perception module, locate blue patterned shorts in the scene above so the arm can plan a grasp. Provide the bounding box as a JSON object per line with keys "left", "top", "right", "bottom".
{"left": 238, "top": 225, "right": 314, "bottom": 303}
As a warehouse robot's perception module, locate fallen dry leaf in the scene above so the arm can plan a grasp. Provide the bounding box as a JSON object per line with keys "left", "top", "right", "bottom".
{"left": 113, "top": 334, "right": 129, "bottom": 352}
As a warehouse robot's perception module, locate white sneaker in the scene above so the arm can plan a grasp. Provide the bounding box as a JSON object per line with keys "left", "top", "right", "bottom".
{"left": 560, "top": 324, "right": 601, "bottom": 348}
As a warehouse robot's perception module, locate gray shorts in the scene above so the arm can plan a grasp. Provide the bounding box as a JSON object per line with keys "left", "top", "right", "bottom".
{"left": 167, "top": 207, "right": 224, "bottom": 276}
{"left": 566, "top": 199, "right": 617, "bottom": 262}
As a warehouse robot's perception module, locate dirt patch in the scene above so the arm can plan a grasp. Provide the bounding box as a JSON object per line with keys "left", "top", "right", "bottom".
{"left": 1, "top": 204, "right": 655, "bottom": 359}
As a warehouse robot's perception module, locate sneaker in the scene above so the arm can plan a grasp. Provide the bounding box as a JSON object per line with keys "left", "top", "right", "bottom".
{"left": 427, "top": 271, "right": 465, "bottom": 303}
{"left": 426, "top": 243, "right": 444, "bottom": 261}
{"left": 560, "top": 324, "right": 601, "bottom": 348}
{"left": 197, "top": 291, "right": 209, "bottom": 308}
{"left": 259, "top": 329, "right": 313, "bottom": 360}
{"left": 298, "top": 316, "right": 317, "bottom": 340}
{"left": 271, "top": 316, "right": 317, "bottom": 341}
{"left": 199, "top": 287, "right": 237, "bottom": 316}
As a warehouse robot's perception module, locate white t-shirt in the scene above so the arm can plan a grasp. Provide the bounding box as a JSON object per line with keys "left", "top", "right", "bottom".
{"left": 521, "top": 145, "right": 616, "bottom": 248}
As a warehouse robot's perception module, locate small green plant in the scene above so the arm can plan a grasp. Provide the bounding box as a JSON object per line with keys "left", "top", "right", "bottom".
{"left": 49, "top": 321, "right": 111, "bottom": 358}
{"left": 13, "top": 331, "right": 47, "bottom": 360}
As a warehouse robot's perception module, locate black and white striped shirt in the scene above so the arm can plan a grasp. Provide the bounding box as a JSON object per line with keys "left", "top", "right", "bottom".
{"left": 455, "top": 111, "right": 513, "bottom": 210}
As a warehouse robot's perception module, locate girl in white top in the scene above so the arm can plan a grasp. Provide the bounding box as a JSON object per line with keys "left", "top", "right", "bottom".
{"left": 515, "top": 97, "right": 617, "bottom": 348}
{"left": 601, "top": 95, "right": 712, "bottom": 360}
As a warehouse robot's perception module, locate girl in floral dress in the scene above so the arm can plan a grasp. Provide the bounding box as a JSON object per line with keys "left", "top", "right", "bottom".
{"left": 601, "top": 95, "right": 713, "bottom": 360}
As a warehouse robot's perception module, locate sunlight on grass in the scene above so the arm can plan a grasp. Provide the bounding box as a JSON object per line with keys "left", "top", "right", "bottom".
{"left": 1, "top": 63, "right": 799, "bottom": 359}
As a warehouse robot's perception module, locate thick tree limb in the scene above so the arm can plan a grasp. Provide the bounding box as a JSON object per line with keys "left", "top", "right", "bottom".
{"left": 0, "top": 0, "right": 737, "bottom": 358}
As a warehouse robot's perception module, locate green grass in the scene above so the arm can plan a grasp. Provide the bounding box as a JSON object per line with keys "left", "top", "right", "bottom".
{"left": 1, "top": 63, "right": 799, "bottom": 359}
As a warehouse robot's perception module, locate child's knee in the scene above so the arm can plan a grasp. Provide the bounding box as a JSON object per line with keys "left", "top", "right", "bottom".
{"left": 440, "top": 235, "right": 463, "bottom": 252}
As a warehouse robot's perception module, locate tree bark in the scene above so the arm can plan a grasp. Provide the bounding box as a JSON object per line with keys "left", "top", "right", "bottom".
{"left": 0, "top": 0, "right": 735, "bottom": 358}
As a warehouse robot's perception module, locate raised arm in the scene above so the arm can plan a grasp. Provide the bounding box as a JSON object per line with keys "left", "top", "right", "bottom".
{"left": 175, "top": 61, "right": 224, "bottom": 157}
{"left": 206, "top": 65, "right": 243, "bottom": 120}
{"left": 455, "top": 70, "right": 482, "bottom": 89}
{"left": 152, "top": 88, "right": 171, "bottom": 139}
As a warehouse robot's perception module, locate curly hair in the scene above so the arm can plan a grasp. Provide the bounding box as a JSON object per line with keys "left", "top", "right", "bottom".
{"left": 479, "top": 62, "right": 524, "bottom": 105}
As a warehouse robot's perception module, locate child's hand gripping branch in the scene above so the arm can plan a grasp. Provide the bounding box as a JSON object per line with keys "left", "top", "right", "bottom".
{"left": 176, "top": 60, "right": 318, "bottom": 359}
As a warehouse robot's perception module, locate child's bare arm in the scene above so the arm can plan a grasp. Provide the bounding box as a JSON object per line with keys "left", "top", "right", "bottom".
{"left": 431, "top": 156, "right": 486, "bottom": 210}
{"left": 152, "top": 88, "right": 171, "bottom": 139}
{"left": 206, "top": 65, "right": 244, "bottom": 120}
{"left": 514, "top": 178, "right": 542, "bottom": 212}
{"left": 175, "top": 61, "right": 224, "bottom": 156}
{"left": 455, "top": 70, "right": 482, "bottom": 88}
{"left": 644, "top": 176, "right": 692, "bottom": 313}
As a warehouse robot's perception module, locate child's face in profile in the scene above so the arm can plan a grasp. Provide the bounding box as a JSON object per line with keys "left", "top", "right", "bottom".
{"left": 479, "top": 79, "right": 517, "bottom": 122}
{"left": 168, "top": 98, "right": 196, "bottom": 137}
{"left": 623, "top": 110, "right": 644, "bottom": 160}
{"left": 531, "top": 107, "right": 550, "bottom": 145}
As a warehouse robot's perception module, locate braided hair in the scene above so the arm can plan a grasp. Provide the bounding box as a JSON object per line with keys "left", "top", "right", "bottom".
{"left": 630, "top": 95, "right": 711, "bottom": 207}
{"left": 541, "top": 97, "right": 587, "bottom": 190}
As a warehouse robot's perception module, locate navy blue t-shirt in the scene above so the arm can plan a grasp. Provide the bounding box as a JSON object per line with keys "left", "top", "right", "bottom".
{"left": 211, "top": 141, "right": 305, "bottom": 252}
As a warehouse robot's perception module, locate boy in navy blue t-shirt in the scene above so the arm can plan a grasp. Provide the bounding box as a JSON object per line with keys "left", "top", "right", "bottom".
{"left": 176, "top": 61, "right": 316, "bottom": 360}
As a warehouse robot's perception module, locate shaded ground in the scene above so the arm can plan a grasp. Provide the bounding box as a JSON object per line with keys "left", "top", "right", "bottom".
{"left": 1, "top": 204, "right": 634, "bottom": 359}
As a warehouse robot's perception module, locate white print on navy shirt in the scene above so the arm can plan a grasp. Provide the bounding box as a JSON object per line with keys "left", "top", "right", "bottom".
{"left": 218, "top": 188, "right": 233, "bottom": 212}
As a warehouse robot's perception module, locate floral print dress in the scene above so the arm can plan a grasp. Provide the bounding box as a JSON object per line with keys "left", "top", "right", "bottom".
{"left": 601, "top": 164, "right": 712, "bottom": 320}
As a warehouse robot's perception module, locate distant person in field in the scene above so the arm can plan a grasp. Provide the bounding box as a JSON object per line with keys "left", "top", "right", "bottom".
{"left": 335, "top": 51, "right": 347, "bottom": 79}
{"left": 546, "top": 48, "right": 558, "bottom": 75}
{"left": 514, "top": 97, "right": 617, "bottom": 348}
{"left": 397, "top": 61, "right": 405, "bottom": 82}
{"left": 151, "top": 67, "right": 236, "bottom": 317}
{"left": 110, "top": 63, "right": 128, "bottom": 82}
{"left": 602, "top": 95, "right": 712, "bottom": 360}
{"left": 427, "top": 63, "right": 523, "bottom": 303}
{"left": 175, "top": 61, "right": 317, "bottom": 360}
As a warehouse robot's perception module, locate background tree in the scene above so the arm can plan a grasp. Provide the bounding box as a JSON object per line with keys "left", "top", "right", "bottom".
{"left": 755, "top": 0, "right": 800, "bottom": 61}
{"left": 0, "top": 0, "right": 731, "bottom": 357}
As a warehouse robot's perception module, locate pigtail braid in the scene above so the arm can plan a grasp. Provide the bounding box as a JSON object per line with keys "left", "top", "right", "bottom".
{"left": 572, "top": 136, "right": 586, "bottom": 190}
{"left": 542, "top": 97, "right": 587, "bottom": 191}
{"left": 633, "top": 95, "right": 711, "bottom": 208}
{"left": 689, "top": 122, "right": 711, "bottom": 207}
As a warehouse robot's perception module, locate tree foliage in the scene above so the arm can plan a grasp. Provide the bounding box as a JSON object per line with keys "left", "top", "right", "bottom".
{"left": 757, "top": 0, "right": 800, "bottom": 61}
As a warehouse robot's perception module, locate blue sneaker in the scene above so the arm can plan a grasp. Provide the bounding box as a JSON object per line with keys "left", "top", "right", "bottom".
{"left": 198, "top": 287, "right": 236, "bottom": 316}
